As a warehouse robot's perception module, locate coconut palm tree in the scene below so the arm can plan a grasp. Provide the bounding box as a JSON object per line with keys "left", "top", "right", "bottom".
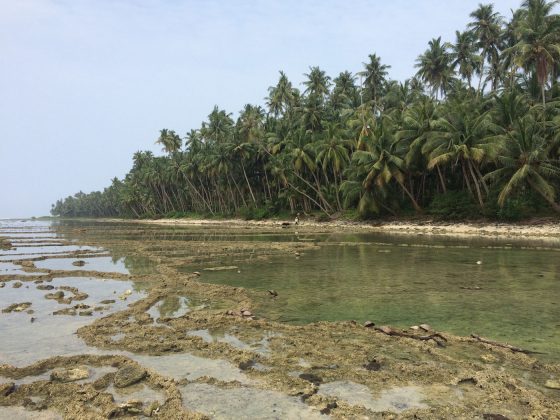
{"left": 303, "top": 66, "right": 331, "bottom": 101}
{"left": 484, "top": 114, "right": 560, "bottom": 211}
{"left": 423, "top": 96, "right": 501, "bottom": 207}
{"left": 469, "top": 4, "right": 504, "bottom": 93}
{"left": 346, "top": 117, "right": 422, "bottom": 212}
{"left": 505, "top": 0, "right": 560, "bottom": 107}
{"left": 415, "top": 37, "right": 455, "bottom": 100}
{"left": 156, "top": 129, "right": 182, "bottom": 155}
{"left": 447, "top": 30, "right": 482, "bottom": 88}
{"left": 359, "top": 54, "right": 391, "bottom": 105}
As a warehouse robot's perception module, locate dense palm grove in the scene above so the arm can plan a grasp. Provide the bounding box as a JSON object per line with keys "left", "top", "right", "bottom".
{"left": 52, "top": 1, "right": 560, "bottom": 221}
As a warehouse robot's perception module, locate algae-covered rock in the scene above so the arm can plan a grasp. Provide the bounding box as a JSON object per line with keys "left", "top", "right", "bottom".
{"left": 51, "top": 366, "right": 90, "bottom": 382}
{"left": 0, "top": 382, "right": 15, "bottom": 396}
{"left": 545, "top": 380, "right": 560, "bottom": 390}
{"left": 2, "top": 302, "right": 32, "bottom": 313}
{"left": 45, "top": 291, "right": 64, "bottom": 300}
{"left": 114, "top": 365, "right": 146, "bottom": 388}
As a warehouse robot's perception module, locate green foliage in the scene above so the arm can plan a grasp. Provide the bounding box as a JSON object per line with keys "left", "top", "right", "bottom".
{"left": 238, "top": 207, "right": 270, "bottom": 221}
{"left": 428, "top": 191, "right": 480, "bottom": 219}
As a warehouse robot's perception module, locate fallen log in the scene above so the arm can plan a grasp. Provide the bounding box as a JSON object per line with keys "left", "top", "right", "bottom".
{"left": 375, "top": 326, "right": 448, "bottom": 347}
{"left": 470, "top": 334, "right": 545, "bottom": 355}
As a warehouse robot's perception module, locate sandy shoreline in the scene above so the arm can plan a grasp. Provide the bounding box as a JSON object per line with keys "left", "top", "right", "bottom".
{"left": 109, "top": 217, "right": 560, "bottom": 241}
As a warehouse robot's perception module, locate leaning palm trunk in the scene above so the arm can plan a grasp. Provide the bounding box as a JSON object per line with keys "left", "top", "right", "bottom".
{"left": 241, "top": 161, "right": 257, "bottom": 205}
{"left": 467, "top": 160, "right": 485, "bottom": 208}
{"left": 398, "top": 181, "right": 422, "bottom": 212}
{"left": 436, "top": 165, "right": 447, "bottom": 193}
{"left": 527, "top": 179, "right": 560, "bottom": 213}
{"left": 286, "top": 179, "right": 331, "bottom": 217}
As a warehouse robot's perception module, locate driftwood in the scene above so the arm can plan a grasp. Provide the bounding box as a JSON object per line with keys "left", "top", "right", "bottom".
{"left": 470, "top": 334, "right": 544, "bottom": 355}
{"left": 375, "top": 326, "right": 448, "bottom": 347}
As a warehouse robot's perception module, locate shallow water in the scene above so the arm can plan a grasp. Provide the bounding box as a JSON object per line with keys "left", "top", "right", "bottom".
{"left": 180, "top": 383, "right": 325, "bottom": 419}
{"left": 147, "top": 296, "right": 190, "bottom": 321}
{"left": 0, "top": 277, "right": 146, "bottom": 366}
{"left": 192, "top": 237, "right": 560, "bottom": 357}
{"left": 128, "top": 352, "right": 252, "bottom": 384}
{"left": 318, "top": 381, "right": 428, "bottom": 413}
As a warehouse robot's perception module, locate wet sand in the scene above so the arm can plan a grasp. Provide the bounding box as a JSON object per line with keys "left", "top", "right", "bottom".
{"left": 124, "top": 216, "right": 560, "bottom": 242}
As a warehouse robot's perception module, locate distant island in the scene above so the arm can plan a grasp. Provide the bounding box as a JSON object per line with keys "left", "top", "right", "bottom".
{"left": 52, "top": 1, "right": 560, "bottom": 222}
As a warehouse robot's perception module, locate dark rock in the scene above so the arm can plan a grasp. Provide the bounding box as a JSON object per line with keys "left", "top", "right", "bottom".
{"left": 114, "top": 364, "right": 147, "bottom": 388}
{"left": 299, "top": 373, "right": 323, "bottom": 385}
{"left": 458, "top": 377, "right": 477, "bottom": 386}
{"left": 483, "top": 415, "right": 510, "bottom": 420}
{"left": 45, "top": 291, "right": 64, "bottom": 300}
{"left": 238, "top": 360, "right": 256, "bottom": 371}
{"left": 364, "top": 321, "right": 375, "bottom": 328}
{"left": 53, "top": 308, "right": 77, "bottom": 316}
{"left": 37, "top": 284, "right": 55, "bottom": 290}
{"left": 12, "top": 281, "right": 23, "bottom": 288}
{"left": 320, "top": 401, "right": 338, "bottom": 415}
{"left": 78, "top": 310, "right": 93, "bottom": 316}
{"left": 100, "top": 299, "right": 115, "bottom": 305}
{"left": 364, "top": 358, "right": 381, "bottom": 371}
{"left": 0, "top": 382, "right": 15, "bottom": 397}
{"left": 268, "top": 290, "right": 278, "bottom": 297}
{"left": 72, "top": 260, "right": 86, "bottom": 267}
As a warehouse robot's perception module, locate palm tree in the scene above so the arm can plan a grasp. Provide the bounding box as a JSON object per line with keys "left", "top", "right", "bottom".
{"left": 331, "top": 71, "right": 358, "bottom": 110}
{"left": 423, "top": 96, "right": 501, "bottom": 207}
{"left": 484, "top": 114, "right": 560, "bottom": 211}
{"left": 447, "top": 30, "right": 482, "bottom": 88}
{"left": 359, "top": 53, "right": 390, "bottom": 105}
{"left": 303, "top": 66, "right": 331, "bottom": 99}
{"left": 415, "top": 37, "right": 455, "bottom": 100}
{"left": 469, "top": 4, "right": 504, "bottom": 93}
{"left": 267, "top": 71, "right": 295, "bottom": 116}
{"left": 346, "top": 117, "right": 422, "bottom": 212}
{"left": 505, "top": 0, "right": 560, "bottom": 107}
{"left": 316, "top": 121, "right": 352, "bottom": 209}
{"left": 202, "top": 106, "right": 234, "bottom": 144}
{"left": 156, "top": 129, "right": 182, "bottom": 155}
{"left": 397, "top": 97, "right": 442, "bottom": 190}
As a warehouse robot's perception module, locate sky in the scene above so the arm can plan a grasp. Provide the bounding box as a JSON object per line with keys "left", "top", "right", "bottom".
{"left": 0, "top": 0, "right": 526, "bottom": 218}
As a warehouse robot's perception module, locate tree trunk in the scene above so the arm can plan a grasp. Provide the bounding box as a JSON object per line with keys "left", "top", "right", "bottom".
{"left": 528, "top": 179, "right": 560, "bottom": 213}
{"left": 436, "top": 165, "right": 447, "bottom": 193}
{"left": 241, "top": 161, "right": 257, "bottom": 205}
{"left": 398, "top": 181, "right": 422, "bottom": 212}
{"left": 467, "top": 160, "right": 485, "bottom": 208}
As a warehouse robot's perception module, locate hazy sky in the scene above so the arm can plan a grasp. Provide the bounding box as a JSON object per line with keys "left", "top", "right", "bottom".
{"left": 1, "top": 0, "right": 526, "bottom": 218}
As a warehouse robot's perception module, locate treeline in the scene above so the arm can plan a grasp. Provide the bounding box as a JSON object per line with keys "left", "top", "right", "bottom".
{"left": 52, "top": 1, "right": 560, "bottom": 221}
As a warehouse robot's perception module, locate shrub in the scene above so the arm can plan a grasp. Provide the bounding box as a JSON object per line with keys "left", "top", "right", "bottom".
{"left": 428, "top": 190, "right": 480, "bottom": 219}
